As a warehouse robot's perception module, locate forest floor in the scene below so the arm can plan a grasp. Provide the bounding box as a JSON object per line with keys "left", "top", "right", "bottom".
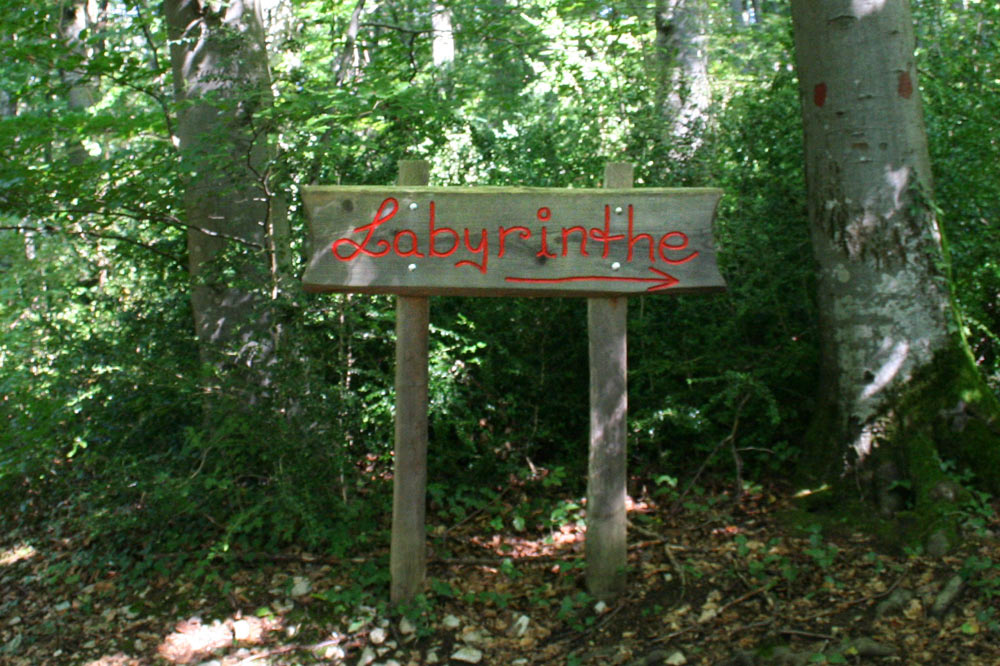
{"left": 2, "top": 481, "right": 999, "bottom": 666}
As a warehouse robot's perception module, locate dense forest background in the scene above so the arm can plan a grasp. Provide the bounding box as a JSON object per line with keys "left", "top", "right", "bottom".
{"left": 2, "top": 0, "right": 998, "bottom": 569}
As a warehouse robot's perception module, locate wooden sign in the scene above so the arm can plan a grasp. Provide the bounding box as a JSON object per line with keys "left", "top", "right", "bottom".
{"left": 301, "top": 186, "right": 725, "bottom": 297}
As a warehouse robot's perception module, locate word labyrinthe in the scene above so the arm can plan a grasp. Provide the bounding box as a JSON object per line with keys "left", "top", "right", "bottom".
{"left": 301, "top": 186, "right": 724, "bottom": 297}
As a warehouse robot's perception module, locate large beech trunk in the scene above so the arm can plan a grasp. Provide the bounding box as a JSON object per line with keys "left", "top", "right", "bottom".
{"left": 790, "top": 0, "right": 1000, "bottom": 537}
{"left": 164, "top": 1, "right": 289, "bottom": 394}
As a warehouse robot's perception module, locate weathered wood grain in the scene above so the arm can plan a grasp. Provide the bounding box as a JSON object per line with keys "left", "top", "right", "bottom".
{"left": 301, "top": 185, "right": 724, "bottom": 297}
{"left": 586, "top": 163, "right": 631, "bottom": 600}
{"left": 390, "top": 160, "right": 430, "bottom": 605}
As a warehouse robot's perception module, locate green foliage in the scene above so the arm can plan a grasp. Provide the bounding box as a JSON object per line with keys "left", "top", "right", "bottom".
{"left": 555, "top": 590, "right": 595, "bottom": 631}
{"left": 734, "top": 534, "right": 799, "bottom": 585}
{"left": 803, "top": 525, "right": 839, "bottom": 571}
{"left": 915, "top": 1, "right": 1000, "bottom": 391}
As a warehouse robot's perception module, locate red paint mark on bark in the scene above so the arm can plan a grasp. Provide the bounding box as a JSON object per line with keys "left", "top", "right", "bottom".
{"left": 813, "top": 82, "right": 827, "bottom": 107}
{"left": 898, "top": 70, "right": 913, "bottom": 99}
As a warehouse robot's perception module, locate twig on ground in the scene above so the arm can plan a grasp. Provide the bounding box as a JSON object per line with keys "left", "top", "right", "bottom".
{"left": 799, "top": 571, "right": 907, "bottom": 622}
{"left": 780, "top": 628, "right": 837, "bottom": 641}
{"left": 652, "top": 584, "right": 772, "bottom": 645}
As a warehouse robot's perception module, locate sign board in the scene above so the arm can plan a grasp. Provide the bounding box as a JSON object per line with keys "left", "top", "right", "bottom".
{"left": 301, "top": 186, "right": 725, "bottom": 297}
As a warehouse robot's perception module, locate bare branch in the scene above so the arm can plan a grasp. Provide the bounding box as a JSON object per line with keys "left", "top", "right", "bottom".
{"left": 0, "top": 224, "right": 185, "bottom": 266}
{"left": 359, "top": 21, "right": 430, "bottom": 35}
{"left": 62, "top": 204, "right": 267, "bottom": 251}
{"left": 134, "top": 4, "right": 178, "bottom": 144}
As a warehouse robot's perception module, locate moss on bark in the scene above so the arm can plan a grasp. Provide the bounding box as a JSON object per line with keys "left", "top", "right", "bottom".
{"left": 793, "top": 339, "right": 1000, "bottom": 551}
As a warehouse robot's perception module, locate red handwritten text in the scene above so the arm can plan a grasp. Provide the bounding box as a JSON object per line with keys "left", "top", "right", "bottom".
{"left": 331, "top": 198, "right": 699, "bottom": 286}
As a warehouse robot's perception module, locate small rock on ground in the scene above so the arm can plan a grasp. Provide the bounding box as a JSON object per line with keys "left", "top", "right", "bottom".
{"left": 450, "top": 646, "right": 484, "bottom": 663}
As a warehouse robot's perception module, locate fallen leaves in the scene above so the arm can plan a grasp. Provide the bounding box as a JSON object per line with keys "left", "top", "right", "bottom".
{"left": 1, "top": 484, "right": 999, "bottom": 665}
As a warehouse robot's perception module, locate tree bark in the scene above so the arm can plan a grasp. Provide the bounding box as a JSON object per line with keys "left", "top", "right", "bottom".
{"left": 729, "top": 0, "right": 746, "bottom": 28}
{"left": 430, "top": 1, "right": 454, "bottom": 68}
{"left": 790, "top": 0, "right": 1000, "bottom": 542}
{"left": 334, "top": 0, "right": 367, "bottom": 86}
{"left": 164, "top": 0, "right": 289, "bottom": 395}
{"left": 655, "top": 0, "right": 711, "bottom": 160}
{"left": 60, "top": 0, "right": 99, "bottom": 165}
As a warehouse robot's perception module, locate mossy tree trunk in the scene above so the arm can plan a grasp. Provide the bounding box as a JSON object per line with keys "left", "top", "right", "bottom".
{"left": 789, "top": 0, "right": 1000, "bottom": 544}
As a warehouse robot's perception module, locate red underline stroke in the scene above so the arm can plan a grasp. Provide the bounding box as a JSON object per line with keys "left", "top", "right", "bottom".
{"left": 504, "top": 267, "right": 679, "bottom": 292}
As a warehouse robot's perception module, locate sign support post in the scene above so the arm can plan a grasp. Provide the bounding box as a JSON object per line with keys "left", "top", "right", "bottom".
{"left": 390, "top": 160, "right": 431, "bottom": 604}
{"left": 585, "top": 163, "right": 632, "bottom": 600}
{"left": 300, "top": 162, "right": 726, "bottom": 604}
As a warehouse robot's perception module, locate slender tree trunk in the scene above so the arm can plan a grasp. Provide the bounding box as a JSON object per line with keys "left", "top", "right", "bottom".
{"left": 0, "top": 90, "right": 12, "bottom": 121}
{"left": 1, "top": 30, "right": 17, "bottom": 138}
{"left": 730, "top": 0, "right": 746, "bottom": 28}
{"left": 790, "top": 0, "right": 1000, "bottom": 546}
{"left": 60, "top": 0, "right": 114, "bottom": 285}
{"left": 60, "top": 0, "right": 98, "bottom": 165}
{"left": 335, "top": 0, "right": 367, "bottom": 85}
{"left": 655, "top": 0, "right": 711, "bottom": 160}
{"left": 430, "top": 2, "right": 454, "bottom": 68}
{"left": 164, "top": 0, "right": 289, "bottom": 398}
{"left": 0, "top": 33, "right": 28, "bottom": 260}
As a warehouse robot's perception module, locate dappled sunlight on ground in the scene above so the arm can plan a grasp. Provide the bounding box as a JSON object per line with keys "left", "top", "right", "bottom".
{"left": 471, "top": 522, "right": 586, "bottom": 559}
{"left": 83, "top": 654, "right": 141, "bottom": 666}
{"left": 469, "top": 495, "right": 654, "bottom": 560}
{"left": 156, "top": 613, "right": 283, "bottom": 664}
{"left": 77, "top": 613, "right": 284, "bottom": 666}
{"left": 7, "top": 486, "right": 1000, "bottom": 665}
{"left": 0, "top": 542, "right": 36, "bottom": 566}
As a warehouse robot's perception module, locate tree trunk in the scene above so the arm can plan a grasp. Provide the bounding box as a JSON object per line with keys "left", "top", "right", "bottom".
{"left": 655, "top": 0, "right": 711, "bottom": 160}
{"left": 334, "top": 0, "right": 367, "bottom": 86}
{"left": 430, "top": 1, "right": 454, "bottom": 68}
{"left": 790, "top": 0, "right": 1000, "bottom": 546}
{"left": 164, "top": 0, "right": 289, "bottom": 397}
{"left": 729, "top": 0, "right": 746, "bottom": 27}
{"left": 60, "top": 0, "right": 99, "bottom": 165}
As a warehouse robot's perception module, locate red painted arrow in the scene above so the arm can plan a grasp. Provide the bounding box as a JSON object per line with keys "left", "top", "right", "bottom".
{"left": 504, "top": 266, "right": 679, "bottom": 292}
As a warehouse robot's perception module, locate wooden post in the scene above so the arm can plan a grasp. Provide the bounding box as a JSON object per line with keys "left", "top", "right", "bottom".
{"left": 390, "top": 159, "right": 431, "bottom": 604}
{"left": 585, "top": 162, "right": 632, "bottom": 600}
